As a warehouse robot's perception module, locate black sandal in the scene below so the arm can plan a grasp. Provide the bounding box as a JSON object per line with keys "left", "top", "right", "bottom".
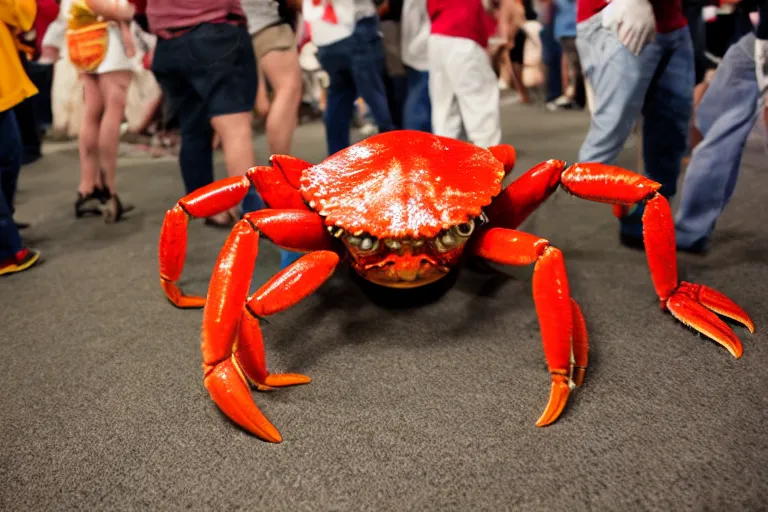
{"left": 102, "top": 193, "right": 135, "bottom": 223}
{"left": 75, "top": 190, "right": 103, "bottom": 217}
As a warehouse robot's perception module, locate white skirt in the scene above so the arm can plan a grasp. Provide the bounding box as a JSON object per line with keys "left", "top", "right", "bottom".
{"left": 89, "top": 22, "right": 134, "bottom": 74}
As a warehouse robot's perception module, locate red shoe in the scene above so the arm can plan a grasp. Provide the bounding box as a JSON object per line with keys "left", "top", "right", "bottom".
{"left": 0, "top": 248, "right": 41, "bottom": 276}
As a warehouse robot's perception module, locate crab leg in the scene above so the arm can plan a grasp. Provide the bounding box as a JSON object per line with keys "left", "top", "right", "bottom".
{"left": 159, "top": 176, "right": 252, "bottom": 308}
{"left": 201, "top": 210, "right": 338, "bottom": 442}
{"left": 470, "top": 228, "right": 588, "bottom": 427}
{"left": 159, "top": 156, "right": 314, "bottom": 309}
{"left": 487, "top": 144, "right": 517, "bottom": 175}
{"left": 250, "top": 155, "right": 313, "bottom": 210}
{"left": 559, "top": 163, "right": 755, "bottom": 356}
{"left": 485, "top": 160, "right": 567, "bottom": 230}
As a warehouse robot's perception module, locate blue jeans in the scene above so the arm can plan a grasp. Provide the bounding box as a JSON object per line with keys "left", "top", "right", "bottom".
{"left": 576, "top": 14, "right": 695, "bottom": 238}
{"left": 316, "top": 17, "right": 395, "bottom": 156}
{"left": 0, "top": 110, "right": 24, "bottom": 260}
{"left": 540, "top": 22, "right": 563, "bottom": 102}
{"left": 404, "top": 66, "right": 432, "bottom": 132}
{"left": 674, "top": 33, "right": 761, "bottom": 249}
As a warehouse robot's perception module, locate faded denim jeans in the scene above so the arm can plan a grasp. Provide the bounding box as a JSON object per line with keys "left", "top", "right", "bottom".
{"left": 576, "top": 13, "right": 695, "bottom": 239}
{"left": 674, "top": 33, "right": 763, "bottom": 249}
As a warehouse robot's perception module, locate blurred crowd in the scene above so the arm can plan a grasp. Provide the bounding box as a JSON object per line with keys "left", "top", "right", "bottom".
{"left": 0, "top": 0, "right": 766, "bottom": 276}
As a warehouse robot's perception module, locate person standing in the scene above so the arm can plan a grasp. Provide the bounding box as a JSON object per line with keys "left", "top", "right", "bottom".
{"left": 0, "top": 0, "right": 42, "bottom": 275}
{"left": 575, "top": 0, "right": 695, "bottom": 248}
{"left": 144, "top": 0, "right": 259, "bottom": 228}
{"left": 243, "top": 0, "right": 303, "bottom": 160}
{"left": 45, "top": 0, "right": 137, "bottom": 221}
{"left": 549, "top": 0, "right": 585, "bottom": 110}
{"left": 673, "top": 3, "right": 767, "bottom": 253}
{"left": 377, "top": 0, "right": 407, "bottom": 129}
{"left": 303, "top": 0, "right": 395, "bottom": 156}
{"left": 426, "top": 0, "right": 502, "bottom": 147}
{"left": 400, "top": 0, "right": 431, "bottom": 132}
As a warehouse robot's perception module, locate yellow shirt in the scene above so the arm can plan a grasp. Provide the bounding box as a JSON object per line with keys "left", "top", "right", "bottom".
{"left": 0, "top": 0, "right": 38, "bottom": 112}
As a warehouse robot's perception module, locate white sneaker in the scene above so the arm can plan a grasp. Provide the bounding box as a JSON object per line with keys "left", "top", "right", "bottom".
{"left": 359, "top": 123, "right": 378, "bottom": 136}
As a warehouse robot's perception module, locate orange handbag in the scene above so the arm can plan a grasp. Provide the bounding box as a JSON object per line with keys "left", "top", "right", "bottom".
{"left": 67, "top": 21, "right": 110, "bottom": 72}
{"left": 66, "top": 1, "right": 109, "bottom": 72}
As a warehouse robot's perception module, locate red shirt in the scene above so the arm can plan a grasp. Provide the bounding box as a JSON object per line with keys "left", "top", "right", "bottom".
{"left": 576, "top": 0, "right": 686, "bottom": 34}
{"left": 427, "top": 0, "right": 491, "bottom": 49}
{"left": 34, "top": 0, "right": 60, "bottom": 51}
{"left": 144, "top": 0, "right": 247, "bottom": 38}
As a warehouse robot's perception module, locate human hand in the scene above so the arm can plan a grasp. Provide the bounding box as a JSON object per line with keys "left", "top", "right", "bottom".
{"left": 39, "top": 45, "right": 60, "bottom": 63}
{"left": 756, "top": 39, "right": 768, "bottom": 99}
{"left": 85, "top": 0, "right": 135, "bottom": 21}
{"left": 601, "top": 0, "right": 656, "bottom": 56}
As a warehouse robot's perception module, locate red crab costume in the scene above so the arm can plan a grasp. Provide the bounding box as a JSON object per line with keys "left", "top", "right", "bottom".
{"left": 158, "top": 131, "right": 755, "bottom": 443}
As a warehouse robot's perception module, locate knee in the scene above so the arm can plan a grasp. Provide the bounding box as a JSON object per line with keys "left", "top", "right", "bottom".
{"left": 275, "top": 73, "right": 303, "bottom": 104}
{"left": 105, "top": 92, "right": 128, "bottom": 115}
{"left": 82, "top": 101, "right": 104, "bottom": 122}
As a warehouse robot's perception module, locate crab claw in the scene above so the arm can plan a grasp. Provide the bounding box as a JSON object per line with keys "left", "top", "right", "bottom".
{"left": 204, "top": 357, "right": 283, "bottom": 443}
{"left": 536, "top": 373, "right": 572, "bottom": 427}
{"left": 666, "top": 283, "right": 754, "bottom": 359}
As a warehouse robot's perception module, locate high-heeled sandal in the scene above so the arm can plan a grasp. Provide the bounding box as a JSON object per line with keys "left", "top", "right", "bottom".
{"left": 75, "top": 190, "right": 103, "bottom": 218}
{"left": 75, "top": 169, "right": 112, "bottom": 218}
{"left": 102, "top": 193, "right": 135, "bottom": 223}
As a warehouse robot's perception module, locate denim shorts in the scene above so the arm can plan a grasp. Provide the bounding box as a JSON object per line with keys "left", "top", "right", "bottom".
{"left": 152, "top": 22, "right": 258, "bottom": 121}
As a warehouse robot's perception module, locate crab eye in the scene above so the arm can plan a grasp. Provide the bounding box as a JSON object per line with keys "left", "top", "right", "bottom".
{"left": 454, "top": 220, "right": 475, "bottom": 237}
{"left": 359, "top": 236, "right": 379, "bottom": 252}
{"left": 384, "top": 239, "right": 401, "bottom": 250}
{"left": 437, "top": 230, "right": 461, "bottom": 251}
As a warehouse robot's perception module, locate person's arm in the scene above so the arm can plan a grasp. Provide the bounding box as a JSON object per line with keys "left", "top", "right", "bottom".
{"left": 0, "top": 0, "right": 38, "bottom": 32}
{"left": 84, "top": 0, "right": 135, "bottom": 21}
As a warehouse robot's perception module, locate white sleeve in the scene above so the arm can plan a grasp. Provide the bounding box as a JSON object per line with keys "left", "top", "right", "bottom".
{"left": 41, "top": 18, "right": 67, "bottom": 49}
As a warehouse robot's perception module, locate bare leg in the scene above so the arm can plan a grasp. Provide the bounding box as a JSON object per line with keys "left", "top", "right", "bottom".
{"left": 97, "top": 70, "right": 131, "bottom": 194}
{"left": 256, "top": 63, "right": 271, "bottom": 119}
{"left": 78, "top": 74, "right": 104, "bottom": 196}
{"left": 210, "top": 111, "right": 256, "bottom": 181}
{"left": 260, "top": 48, "right": 302, "bottom": 154}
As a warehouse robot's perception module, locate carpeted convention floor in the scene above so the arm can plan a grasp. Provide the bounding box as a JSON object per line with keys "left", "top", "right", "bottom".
{"left": 2, "top": 104, "right": 767, "bottom": 511}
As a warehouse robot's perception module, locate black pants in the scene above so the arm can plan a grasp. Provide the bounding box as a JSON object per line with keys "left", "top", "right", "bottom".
{"left": 12, "top": 53, "right": 51, "bottom": 164}
{"left": 151, "top": 23, "right": 257, "bottom": 195}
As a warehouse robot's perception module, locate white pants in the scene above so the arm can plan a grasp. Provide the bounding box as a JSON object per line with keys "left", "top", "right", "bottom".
{"left": 427, "top": 34, "right": 501, "bottom": 147}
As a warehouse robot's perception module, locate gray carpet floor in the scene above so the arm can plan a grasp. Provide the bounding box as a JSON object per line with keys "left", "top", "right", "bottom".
{"left": 2, "top": 104, "right": 767, "bottom": 511}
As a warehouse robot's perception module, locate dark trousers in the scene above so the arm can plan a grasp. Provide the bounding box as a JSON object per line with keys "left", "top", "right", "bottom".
{"left": 385, "top": 73, "right": 408, "bottom": 129}
{"left": 152, "top": 23, "right": 258, "bottom": 196}
{"left": 12, "top": 53, "right": 47, "bottom": 165}
{"left": 403, "top": 66, "right": 431, "bottom": 133}
{"left": 540, "top": 22, "right": 563, "bottom": 102}
{"left": 560, "top": 36, "right": 586, "bottom": 107}
{"left": 316, "top": 17, "right": 395, "bottom": 156}
{"left": 0, "top": 110, "right": 24, "bottom": 260}
{"left": 684, "top": 5, "right": 708, "bottom": 84}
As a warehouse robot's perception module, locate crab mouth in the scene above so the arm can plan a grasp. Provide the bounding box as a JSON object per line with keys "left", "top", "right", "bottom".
{"left": 362, "top": 257, "right": 449, "bottom": 288}
{"left": 327, "top": 215, "right": 487, "bottom": 289}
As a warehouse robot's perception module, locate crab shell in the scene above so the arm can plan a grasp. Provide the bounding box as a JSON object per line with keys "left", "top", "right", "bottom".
{"left": 299, "top": 131, "right": 506, "bottom": 240}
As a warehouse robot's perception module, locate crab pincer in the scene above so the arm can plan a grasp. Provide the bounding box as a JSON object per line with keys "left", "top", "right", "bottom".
{"left": 201, "top": 213, "right": 339, "bottom": 442}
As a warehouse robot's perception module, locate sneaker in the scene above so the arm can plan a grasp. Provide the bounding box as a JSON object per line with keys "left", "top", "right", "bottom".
{"left": 0, "top": 248, "right": 41, "bottom": 276}
{"left": 677, "top": 238, "right": 709, "bottom": 255}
